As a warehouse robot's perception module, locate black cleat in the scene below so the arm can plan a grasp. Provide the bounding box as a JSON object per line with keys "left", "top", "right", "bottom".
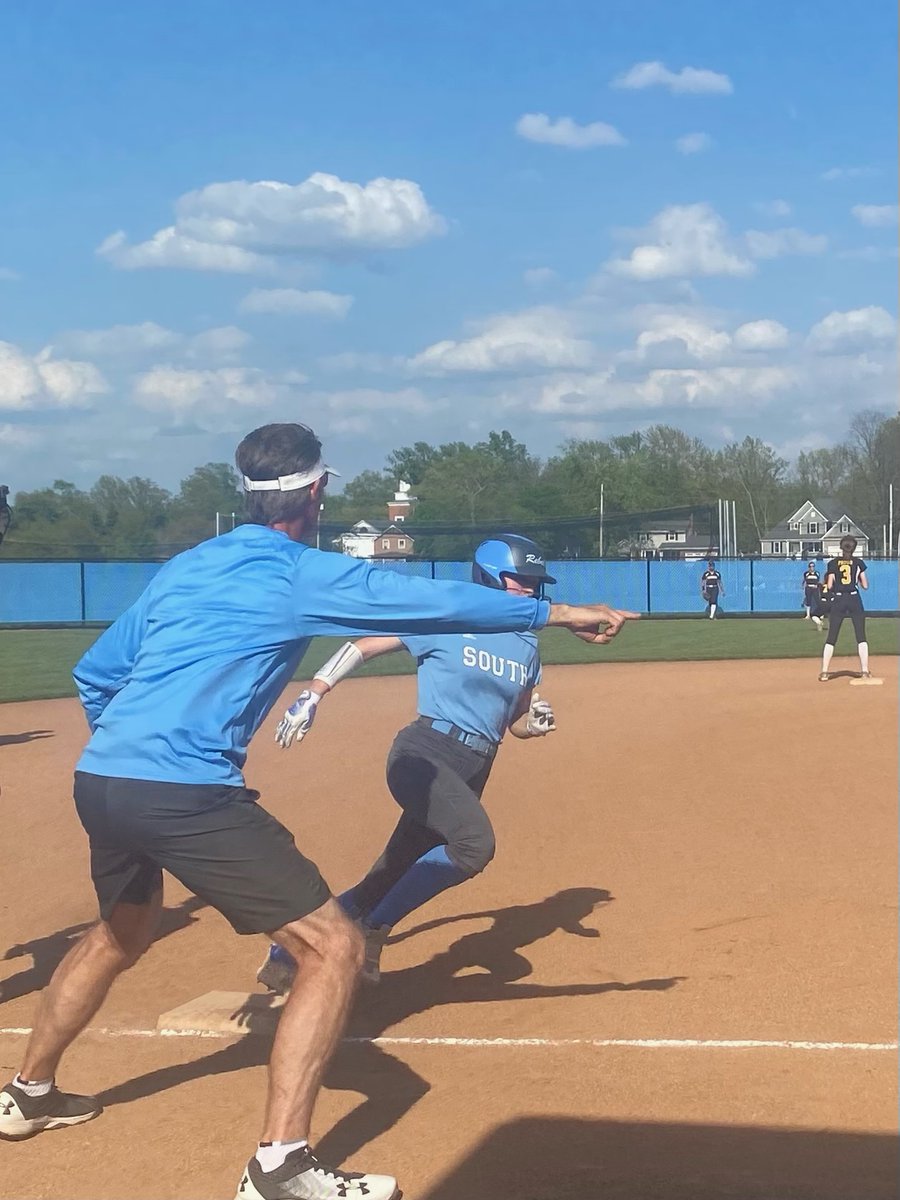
{"left": 0, "top": 1079, "right": 102, "bottom": 1140}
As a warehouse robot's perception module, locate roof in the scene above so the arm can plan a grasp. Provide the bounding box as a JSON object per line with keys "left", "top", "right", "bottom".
{"left": 763, "top": 504, "right": 870, "bottom": 541}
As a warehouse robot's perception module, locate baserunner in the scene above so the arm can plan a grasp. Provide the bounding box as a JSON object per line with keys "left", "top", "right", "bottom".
{"left": 258, "top": 535, "right": 571, "bottom": 993}
{"left": 0, "top": 424, "right": 638, "bottom": 1200}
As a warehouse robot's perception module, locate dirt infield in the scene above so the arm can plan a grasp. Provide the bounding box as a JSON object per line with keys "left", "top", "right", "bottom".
{"left": 1, "top": 659, "right": 897, "bottom": 1199}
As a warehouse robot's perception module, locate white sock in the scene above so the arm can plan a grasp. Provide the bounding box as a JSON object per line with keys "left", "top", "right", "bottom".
{"left": 822, "top": 644, "right": 834, "bottom": 672}
{"left": 859, "top": 642, "right": 869, "bottom": 672}
{"left": 14, "top": 1074, "right": 52, "bottom": 1097}
{"left": 804, "top": 607, "right": 810, "bottom": 618}
{"left": 709, "top": 604, "right": 717, "bottom": 619}
{"left": 256, "top": 1140, "right": 309, "bottom": 1172}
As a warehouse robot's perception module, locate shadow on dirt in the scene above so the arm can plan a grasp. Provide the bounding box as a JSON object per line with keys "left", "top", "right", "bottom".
{"left": 98, "top": 887, "right": 684, "bottom": 1167}
{"left": 0, "top": 897, "right": 207, "bottom": 1004}
{"left": 419, "top": 1114, "right": 898, "bottom": 1200}
{"left": 0, "top": 730, "right": 54, "bottom": 746}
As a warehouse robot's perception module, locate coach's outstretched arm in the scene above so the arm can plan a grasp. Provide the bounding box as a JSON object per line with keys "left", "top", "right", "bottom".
{"left": 545, "top": 603, "right": 640, "bottom": 644}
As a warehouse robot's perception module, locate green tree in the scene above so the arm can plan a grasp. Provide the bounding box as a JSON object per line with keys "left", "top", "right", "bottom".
{"left": 716, "top": 437, "right": 788, "bottom": 550}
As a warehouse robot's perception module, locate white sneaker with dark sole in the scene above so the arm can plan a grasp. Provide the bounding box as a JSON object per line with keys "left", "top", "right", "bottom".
{"left": 0, "top": 1080, "right": 102, "bottom": 1140}
{"left": 236, "top": 1144, "right": 401, "bottom": 1199}
{"left": 818, "top": 671, "right": 830, "bottom": 682}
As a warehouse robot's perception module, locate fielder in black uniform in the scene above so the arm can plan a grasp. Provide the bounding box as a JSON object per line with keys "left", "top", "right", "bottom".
{"left": 802, "top": 562, "right": 821, "bottom": 622}
{"left": 819, "top": 536, "right": 870, "bottom": 681}
{"left": 700, "top": 560, "right": 724, "bottom": 619}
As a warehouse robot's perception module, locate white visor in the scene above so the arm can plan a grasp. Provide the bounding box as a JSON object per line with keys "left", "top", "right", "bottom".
{"left": 242, "top": 459, "right": 340, "bottom": 492}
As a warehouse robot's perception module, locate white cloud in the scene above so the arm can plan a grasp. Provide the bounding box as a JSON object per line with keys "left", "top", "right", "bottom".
{"left": 54, "top": 322, "right": 250, "bottom": 362}
{"left": 407, "top": 309, "right": 596, "bottom": 375}
{"left": 323, "top": 387, "right": 434, "bottom": 414}
{"left": 744, "top": 227, "right": 828, "bottom": 258}
{"left": 851, "top": 204, "right": 898, "bottom": 228}
{"left": 515, "top": 113, "right": 626, "bottom": 149}
{"left": 98, "top": 229, "right": 271, "bottom": 274}
{"left": 98, "top": 172, "right": 446, "bottom": 274}
{"left": 0, "top": 423, "right": 41, "bottom": 447}
{"left": 821, "top": 166, "right": 879, "bottom": 181}
{"left": 606, "top": 203, "right": 754, "bottom": 280}
{"left": 635, "top": 315, "right": 731, "bottom": 361}
{"left": 807, "top": 306, "right": 896, "bottom": 352}
{"left": 733, "top": 319, "right": 790, "bottom": 351}
{"left": 184, "top": 326, "right": 250, "bottom": 361}
{"left": 611, "top": 61, "right": 733, "bottom": 95}
{"left": 239, "top": 288, "right": 353, "bottom": 318}
{"left": 0, "top": 341, "right": 108, "bottom": 412}
{"left": 523, "top": 267, "right": 558, "bottom": 288}
{"left": 133, "top": 365, "right": 306, "bottom": 419}
{"left": 754, "top": 199, "right": 792, "bottom": 218}
{"left": 534, "top": 364, "right": 792, "bottom": 417}
{"left": 675, "top": 132, "right": 712, "bottom": 155}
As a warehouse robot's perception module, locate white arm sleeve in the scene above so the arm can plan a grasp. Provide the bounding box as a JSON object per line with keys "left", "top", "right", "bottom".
{"left": 313, "top": 641, "right": 365, "bottom": 689}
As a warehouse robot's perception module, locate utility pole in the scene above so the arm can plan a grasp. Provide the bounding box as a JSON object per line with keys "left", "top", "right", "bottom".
{"left": 889, "top": 484, "right": 894, "bottom": 557}
{"left": 599, "top": 482, "right": 604, "bottom": 558}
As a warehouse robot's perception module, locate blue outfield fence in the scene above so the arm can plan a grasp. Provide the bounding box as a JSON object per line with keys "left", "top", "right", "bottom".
{"left": 1, "top": 557, "right": 898, "bottom": 625}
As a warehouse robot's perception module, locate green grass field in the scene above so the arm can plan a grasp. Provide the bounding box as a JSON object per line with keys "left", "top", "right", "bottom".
{"left": 1, "top": 618, "right": 896, "bottom": 704}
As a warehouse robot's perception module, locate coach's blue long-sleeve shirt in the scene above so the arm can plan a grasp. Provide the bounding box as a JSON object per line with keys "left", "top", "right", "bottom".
{"left": 74, "top": 524, "right": 550, "bottom": 786}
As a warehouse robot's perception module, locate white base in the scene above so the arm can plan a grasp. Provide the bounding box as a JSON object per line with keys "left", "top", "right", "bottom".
{"left": 849, "top": 676, "right": 884, "bottom": 687}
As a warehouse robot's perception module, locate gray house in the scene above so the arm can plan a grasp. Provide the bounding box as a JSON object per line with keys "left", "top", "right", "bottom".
{"left": 760, "top": 498, "right": 870, "bottom": 558}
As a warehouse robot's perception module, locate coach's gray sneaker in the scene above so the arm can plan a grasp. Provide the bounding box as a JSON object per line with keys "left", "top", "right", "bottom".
{"left": 235, "top": 1144, "right": 401, "bottom": 1199}
{"left": 256, "top": 948, "right": 297, "bottom": 996}
{"left": 360, "top": 924, "right": 391, "bottom": 986}
{"left": 0, "top": 1079, "right": 102, "bottom": 1140}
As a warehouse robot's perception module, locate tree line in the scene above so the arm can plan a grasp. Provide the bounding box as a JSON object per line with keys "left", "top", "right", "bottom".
{"left": 2, "top": 413, "right": 898, "bottom": 560}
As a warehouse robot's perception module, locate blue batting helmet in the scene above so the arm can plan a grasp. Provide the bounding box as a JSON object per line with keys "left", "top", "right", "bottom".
{"left": 472, "top": 534, "right": 556, "bottom": 597}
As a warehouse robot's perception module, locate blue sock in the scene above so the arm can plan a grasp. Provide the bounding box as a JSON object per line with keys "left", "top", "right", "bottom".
{"left": 364, "top": 845, "right": 469, "bottom": 930}
{"left": 337, "top": 889, "right": 364, "bottom": 920}
{"left": 268, "top": 943, "right": 295, "bottom": 965}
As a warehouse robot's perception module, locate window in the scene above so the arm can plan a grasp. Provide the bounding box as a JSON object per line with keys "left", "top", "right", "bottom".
{"left": 841, "top": 521, "right": 849, "bottom": 533}
{"left": 772, "top": 541, "right": 782, "bottom": 554}
{"left": 381, "top": 539, "right": 390, "bottom": 550}
{"left": 807, "top": 522, "right": 818, "bottom": 534}
{"left": 789, "top": 522, "right": 798, "bottom": 530}
{"left": 398, "top": 539, "right": 407, "bottom": 549}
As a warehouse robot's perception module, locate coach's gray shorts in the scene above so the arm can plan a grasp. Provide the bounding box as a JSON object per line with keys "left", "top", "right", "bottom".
{"left": 74, "top": 771, "right": 330, "bottom": 934}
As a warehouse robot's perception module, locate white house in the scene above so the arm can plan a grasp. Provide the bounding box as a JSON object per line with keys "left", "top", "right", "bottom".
{"left": 333, "top": 520, "right": 381, "bottom": 558}
{"left": 627, "top": 517, "right": 716, "bottom": 560}
{"left": 760, "top": 499, "right": 870, "bottom": 558}
{"left": 333, "top": 483, "right": 418, "bottom": 560}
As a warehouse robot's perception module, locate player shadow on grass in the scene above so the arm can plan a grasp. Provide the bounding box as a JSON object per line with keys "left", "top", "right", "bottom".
{"left": 97, "top": 886, "right": 684, "bottom": 1166}
{"left": 0, "top": 729, "right": 54, "bottom": 746}
{"left": 0, "top": 897, "right": 207, "bottom": 1004}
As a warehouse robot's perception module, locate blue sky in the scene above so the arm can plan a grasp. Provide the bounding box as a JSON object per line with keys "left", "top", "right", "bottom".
{"left": 1, "top": 0, "right": 896, "bottom": 494}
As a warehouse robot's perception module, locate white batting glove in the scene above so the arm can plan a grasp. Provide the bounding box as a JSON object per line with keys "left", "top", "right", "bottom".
{"left": 525, "top": 693, "right": 556, "bottom": 737}
{"left": 275, "top": 690, "right": 321, "bottom": 749}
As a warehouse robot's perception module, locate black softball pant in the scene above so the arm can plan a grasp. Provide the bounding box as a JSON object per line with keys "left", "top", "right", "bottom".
{"left": 826, "top": 595, "right": 867, "bottom": 646}
{"left": 343, "top": 720, "right": 496, "bottom": 920}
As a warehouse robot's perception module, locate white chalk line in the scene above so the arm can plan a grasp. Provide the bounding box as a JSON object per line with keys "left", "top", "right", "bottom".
{"left": 0, "top": 1026, "right": 896, "bottom": 1052}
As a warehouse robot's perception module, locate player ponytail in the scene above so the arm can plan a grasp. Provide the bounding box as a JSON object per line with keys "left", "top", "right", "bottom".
{"left": 839, "top": 536, "right": 858, "bottom": 557}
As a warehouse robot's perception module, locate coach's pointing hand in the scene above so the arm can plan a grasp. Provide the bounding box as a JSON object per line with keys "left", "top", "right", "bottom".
{"left": 546, "top": 603, "right": 641, "bottom": 644}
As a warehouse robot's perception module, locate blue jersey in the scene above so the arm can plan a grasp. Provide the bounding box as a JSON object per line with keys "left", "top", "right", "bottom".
{"left": 74, "top": 524, "right": 549, "bottom": 786}
{"left": 400, "top": 630, "right": 542, "bottom": 744}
